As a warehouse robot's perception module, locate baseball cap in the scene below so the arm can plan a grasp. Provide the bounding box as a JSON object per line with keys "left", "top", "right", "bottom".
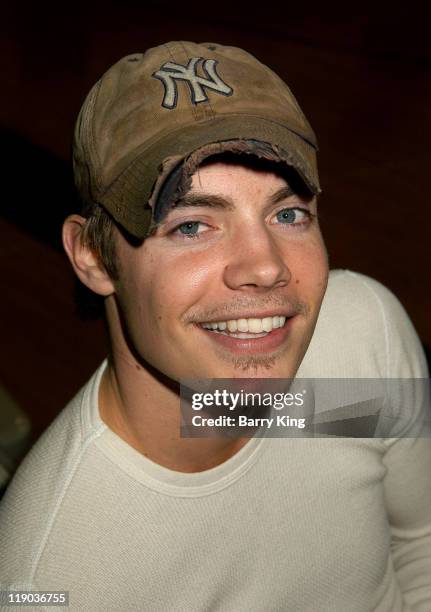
{"left": 73, "top": 40, "right": 321, "bottom": 239}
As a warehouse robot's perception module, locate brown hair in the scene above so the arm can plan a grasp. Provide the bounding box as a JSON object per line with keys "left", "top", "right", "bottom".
{"left": 79, "top": 200, "right": 120, "bottom": 280}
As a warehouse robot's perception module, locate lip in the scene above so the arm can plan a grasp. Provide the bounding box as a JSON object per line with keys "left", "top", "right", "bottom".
{"left": 196, "top": 316, "right": 297, "bottom": 354}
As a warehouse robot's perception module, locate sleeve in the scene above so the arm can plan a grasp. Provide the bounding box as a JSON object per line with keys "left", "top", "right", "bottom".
{"left": 363, "top": 277, "right": 431, "bottom": 611}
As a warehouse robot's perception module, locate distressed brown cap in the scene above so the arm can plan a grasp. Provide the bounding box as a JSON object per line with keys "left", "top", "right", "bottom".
{"left": 73, "top": 40, "right": 321, "bottom": 239}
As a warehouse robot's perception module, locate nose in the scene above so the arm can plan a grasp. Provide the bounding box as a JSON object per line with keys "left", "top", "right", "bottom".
{"left": 222, "top": 224, "right": 291, "bottom": 292}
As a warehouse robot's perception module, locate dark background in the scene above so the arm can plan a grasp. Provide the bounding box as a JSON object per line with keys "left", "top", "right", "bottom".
{"left": 1, "top": 1, "right": 430, "bottom": 444}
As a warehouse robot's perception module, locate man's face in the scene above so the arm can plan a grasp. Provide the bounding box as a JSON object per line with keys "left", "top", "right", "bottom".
{"left": 111, "top": 158, "right": 328, "bottom": 380}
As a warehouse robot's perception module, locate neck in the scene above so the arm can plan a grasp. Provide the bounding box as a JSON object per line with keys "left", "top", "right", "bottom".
{"left": 99, "top": 350, "right": 249, "bottom": 473}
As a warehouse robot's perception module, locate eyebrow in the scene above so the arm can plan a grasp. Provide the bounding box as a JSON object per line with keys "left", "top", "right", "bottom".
{"left": 269, "top": 185, "right": 298, "bottom": 204}
{"left": 169, "top": 184, "right": 307, "bottom": 215}
{"left": 171, "top": 193, "right": 235, "bottom": 211}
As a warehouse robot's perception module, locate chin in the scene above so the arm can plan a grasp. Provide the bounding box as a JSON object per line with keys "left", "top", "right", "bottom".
{"left": 189, "top": 351, "right": 303, "bottom": 380}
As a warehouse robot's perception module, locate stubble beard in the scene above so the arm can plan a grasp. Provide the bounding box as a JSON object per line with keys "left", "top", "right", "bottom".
{"left": 231, "top": 353, "right": 278, "bottom": 372}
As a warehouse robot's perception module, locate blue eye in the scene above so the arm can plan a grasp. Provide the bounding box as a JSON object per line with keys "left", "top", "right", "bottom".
{"left": 276, "top": 207, "right": 310, "bottom": 225}
{"left": 169, "top": 220, "right": 211, "bottom": 241}
{"left": 178, "top": 221, "right": 200, "bottom": 235}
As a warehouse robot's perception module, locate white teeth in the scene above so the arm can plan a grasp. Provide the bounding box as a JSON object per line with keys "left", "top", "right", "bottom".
{"left": 248, "top": 318, "right": 263, "bottom": 333}
{"left": 237, "top": 319, "right": 248, "bottom": 332}
{"left": 262, "top": 317, "right": 273, "bottom": 332}
{"left": 227, "top": 320, "right": 238, "bottom": 332}
{"left": 201, "top": 315, "right": 288, "bottom": 334}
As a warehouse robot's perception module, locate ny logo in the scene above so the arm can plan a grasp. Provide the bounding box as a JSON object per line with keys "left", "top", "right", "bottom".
{"left": 152, "top": 57, "right": 233, "bottom": 109}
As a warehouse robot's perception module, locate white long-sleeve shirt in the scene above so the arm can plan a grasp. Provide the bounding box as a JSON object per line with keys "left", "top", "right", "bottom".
{"left": 0, "top": 270, "right": 430, "bottom": 611}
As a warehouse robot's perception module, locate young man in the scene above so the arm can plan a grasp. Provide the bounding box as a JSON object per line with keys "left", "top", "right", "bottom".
{"left": 1, "top": 41, "right": 430, "bottom": 611}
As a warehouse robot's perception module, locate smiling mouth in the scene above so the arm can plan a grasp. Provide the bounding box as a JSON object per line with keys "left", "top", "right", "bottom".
{"left": 200, "top": 315, "right": 288, "bottom": 339}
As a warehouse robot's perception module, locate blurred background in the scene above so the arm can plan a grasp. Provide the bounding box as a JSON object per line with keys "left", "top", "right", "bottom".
{"left": 1, "top": 1, "right": 430, "bottom": 463}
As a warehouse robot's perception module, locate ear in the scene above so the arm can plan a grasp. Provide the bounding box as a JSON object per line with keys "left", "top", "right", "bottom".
{"left": 62, "top": 215, "right": 115, "bottom": 296}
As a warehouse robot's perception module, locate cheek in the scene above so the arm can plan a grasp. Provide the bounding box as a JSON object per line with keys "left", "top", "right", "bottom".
{"left": 289, "top": 233, "right": 329, "bottom": 293}
{"left": 148, "top": 252, "right": 215, "bottom": 322}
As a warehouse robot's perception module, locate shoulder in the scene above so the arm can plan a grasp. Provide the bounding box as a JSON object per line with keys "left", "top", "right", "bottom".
{"left": 324, "top": 269, "right": 410, "bottom": 321}
{"left": 0, "top": 363, "right": 106, "bottom": 587}
{"left": 299, "top": 269, "right": 428, "bottom": 378}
